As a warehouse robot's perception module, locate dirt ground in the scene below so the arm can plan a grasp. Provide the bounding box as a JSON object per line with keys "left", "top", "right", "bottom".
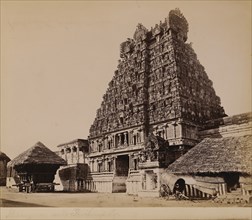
{"left": 0, "top": 187, "right": 250, "bottom": 207}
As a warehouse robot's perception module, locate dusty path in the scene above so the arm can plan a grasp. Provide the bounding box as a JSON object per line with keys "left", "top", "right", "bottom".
{"left": 0, "top": 187, "right": 249, "bottom": 207}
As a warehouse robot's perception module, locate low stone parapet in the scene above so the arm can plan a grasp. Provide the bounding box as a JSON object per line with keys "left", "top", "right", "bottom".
{"left": 87, "top": 172, "right": 114, "bottom": 193}
{"left": 126, "top": 170, "right": 141, "bottom": 195}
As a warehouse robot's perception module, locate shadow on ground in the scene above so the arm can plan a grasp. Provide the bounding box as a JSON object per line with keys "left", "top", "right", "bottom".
{"left": 0, "top": 199, "right": 50, "bottom": 207}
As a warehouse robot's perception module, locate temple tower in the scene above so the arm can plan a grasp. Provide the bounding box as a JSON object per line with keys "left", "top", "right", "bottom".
{"left": 87, "top": 9, "right": 226, "bottom": 194}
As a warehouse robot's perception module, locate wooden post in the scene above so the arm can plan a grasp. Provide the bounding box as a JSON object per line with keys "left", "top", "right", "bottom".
{"left": 193, "top": 186, "right": 197, "bottom": 198}
{"left": 218, "top": 184, "right": 222, "bottom": 195}
{"left": 222, "top": 183, "right": 226, "bottom": 195}
{"left": 77, "top": 147, "right": 80, "bottom": 163}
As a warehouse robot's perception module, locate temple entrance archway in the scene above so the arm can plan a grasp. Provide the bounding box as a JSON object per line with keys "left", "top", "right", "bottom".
{"left": 113, "top": 155, "right": 129, "bottom": 193}
{"left": 115, "top": 155, "right": 129, "bottom": 176}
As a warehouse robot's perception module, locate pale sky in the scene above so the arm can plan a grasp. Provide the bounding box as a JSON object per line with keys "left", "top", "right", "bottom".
{"left": 1, "top": 1, "right": 251, "bottom": 159}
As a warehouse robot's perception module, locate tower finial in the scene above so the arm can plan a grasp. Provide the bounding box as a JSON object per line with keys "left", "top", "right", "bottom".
{"left": 167, "top": 8, "right": 189, "bottom": 42}
{"left": 133, "top": 23, "right": 148, "bottom": 41}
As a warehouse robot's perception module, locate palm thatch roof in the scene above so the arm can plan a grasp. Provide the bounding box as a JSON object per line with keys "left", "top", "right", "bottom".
{"left": 8, "top": 142, "right": 66, "bottom": 167}
{"left": 168, "top": 135, "right": 252, "bottom": 175}
{"left": 0, "top": 151, "right": 10, "bottom": 161}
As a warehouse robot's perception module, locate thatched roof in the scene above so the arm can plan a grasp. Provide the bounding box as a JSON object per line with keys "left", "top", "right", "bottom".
{"left": 168, "top": 135, "right": 252, "bottom": 175}
{"left": 8, "top": 142, "right": 66, "bottom": 167}
{"left": 0, "top": 151, "right": 10, "bottom": 161}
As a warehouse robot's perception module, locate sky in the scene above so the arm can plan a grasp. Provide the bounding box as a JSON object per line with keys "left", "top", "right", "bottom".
{"left": 1, "top": 1, "right": 251, "bottom": 159}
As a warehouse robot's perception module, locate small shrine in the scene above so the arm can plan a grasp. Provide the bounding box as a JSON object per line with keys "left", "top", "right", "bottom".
{"left": 137, "top": 134, "right": 170, "bottom": 197}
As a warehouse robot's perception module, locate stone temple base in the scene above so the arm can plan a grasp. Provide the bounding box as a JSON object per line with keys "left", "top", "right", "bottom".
{"left": 86, "top": 172, "right": 128, "bottom": 193}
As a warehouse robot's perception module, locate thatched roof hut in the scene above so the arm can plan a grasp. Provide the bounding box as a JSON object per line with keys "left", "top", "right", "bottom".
{"left": 167, "top": 135, "right": 252, "bottom": 175}
{"left": 0, "top": 151, "right": 10, "bottom": 162}
{"left": 8, "top": 142, "right": 66, "bottom": 167}
{"left": 0, "top": 151, "right": 11, "bottom": 186}
{"left": 7, "top": 142, "right": 67, "bottom": 188}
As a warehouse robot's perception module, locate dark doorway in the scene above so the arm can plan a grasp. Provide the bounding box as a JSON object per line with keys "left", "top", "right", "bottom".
{"left": 116, "top": 155, "right": 129, "bottom": 176}
{"left": 223, "top": 173, "right": 240, "bottom": 192}
{"left": 173, "top": 178, "right": 186, "bottom": 193}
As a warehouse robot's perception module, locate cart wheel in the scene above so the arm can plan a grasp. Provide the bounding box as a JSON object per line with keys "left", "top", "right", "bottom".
{"left": 160, "top": 184, "right": 171, "bottom": 198}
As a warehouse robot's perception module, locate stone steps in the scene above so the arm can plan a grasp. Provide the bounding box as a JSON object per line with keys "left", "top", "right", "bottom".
{"left": 112, "top": 176, "right": 127, "bottom": 193}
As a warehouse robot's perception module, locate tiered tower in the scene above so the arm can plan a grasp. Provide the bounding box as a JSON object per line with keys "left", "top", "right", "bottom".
{"left": 87, "top": 9, "right": 225, "bottom": 193}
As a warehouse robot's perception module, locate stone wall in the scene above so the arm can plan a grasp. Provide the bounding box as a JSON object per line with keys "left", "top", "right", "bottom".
{"left": 58, "top": 164, "right": 88, "bottom": 192}
{"left": 85, "top": 172, "right": 114, "bottom": 193}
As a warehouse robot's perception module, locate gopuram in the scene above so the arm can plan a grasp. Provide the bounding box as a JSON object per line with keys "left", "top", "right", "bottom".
{"left": 87, "top": 9, "right": 226, "bottom": 196}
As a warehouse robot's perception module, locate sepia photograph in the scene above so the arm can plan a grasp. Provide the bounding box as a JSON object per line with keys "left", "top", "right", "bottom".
{"left": 1, "top": 0, "right": 251, "bottom": 219}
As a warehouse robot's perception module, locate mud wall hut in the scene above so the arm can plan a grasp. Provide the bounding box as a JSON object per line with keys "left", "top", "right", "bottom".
{"left": 0, "top": 151, "right": 10, "bottom": 186}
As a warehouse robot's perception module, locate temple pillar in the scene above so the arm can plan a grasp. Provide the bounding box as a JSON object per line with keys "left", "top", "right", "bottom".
{"left": 124, "top": 132, "right": 128, "bottom": 145}
{"left": 104, "top": 137, "right": 108, "bottom": 149}
{"left": 172, "top": 121, "right": 178, "bottom": 139}
{"left": 113, "top": 156, "right": 117, "bottom": 174}
{"left": 96, "top": 140, "right": 99, "bottom": 151}
{"left": 71, "top": 147, "right": 74, "bottom": 164}
{"left": 165, "top": 125, "right": 168, "bottom": 140}
{"left": 113, "top": 134, "right": 117, "bottom": 148}
{"left": 102, "top": 159, "right": 105, "bottom": 172}
{"left": 104, "top": 158, "right": 108, "bottom": 171}
{"left": 137, "top": 133, "right": 140, "bottom": 144}
{"left": 119, "top": 133, "right": 122, "bottom": 146}
{"left": 64, "top": 148, "right": 67, "bottom": 161}
{"left": 140, "top": 130, "right": 144, "bottom": 143}
{"left": 107, "top": 137, "right": 110, "bottom": 149}
{"left": 82, "top": 148, "right": 86, "bottom": 163}
{"left": 68, "top": 147, "right": 73, "bottom": 164}
{"left": 178, "top": 120, "right": 183, "bottom": 138}
{"left": 112, "top": 136, "right": 115, "bottom": 148}
{"left": 129, "top": 131, "right": 132, "bottom": 145}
